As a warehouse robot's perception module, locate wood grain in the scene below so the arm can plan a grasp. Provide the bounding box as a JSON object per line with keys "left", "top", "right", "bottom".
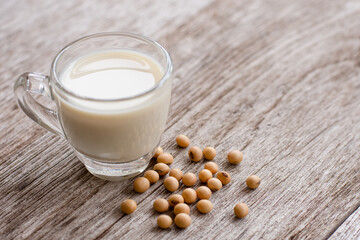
{"left": 1, "top": 0, "right": 360, "bottom": 239}
{"left": 329, "top": 206, "right": 360, "bottom": 239}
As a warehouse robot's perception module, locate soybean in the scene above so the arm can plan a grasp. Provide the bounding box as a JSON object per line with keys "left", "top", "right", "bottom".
{"left": 203, "top": 147, "right": 216, "bottom": 160}
{"left": 153, "top": 163, "right": 170, "bottom": 176}
{"left": 188, "top": 146, "right": 203, "bottom": 162}
{"left": 197, "top": 199, "right": 213, "bottom": 214}
{"left": 169, "top": 168, "right": 183, "bottom": 181}
{"left": 182, "top": 173, "right": 197, "bottom": 186}
{"left": 176, "top": 135, "right": 190, "bottom": 148}
{"left": 217, "top": 171, "right": 231, "bottom": 185}
{"left": 174, "top": 213, "right": 191, "bottom": 228}
{"left": 227, "top": 150, "right": 243, "bottom": 164}
{"left": 154, "top": 147, "right": 163, "bottom": 158}
{"left": 133, "top": 177, "right": 150, "bottom": 193}
{"left": 196, "top": 186, "right": 212, "bottom": 200}
{"left": 199, "top": 169, "right": 213, "bottom": 183}
{"left": 144, "top": 170, "right": 159, "bottom": 184}
{"left": 207, "top": 177, "right": 222, "bottom": 191}
{"left": 157, "top": 153, "right": 174, "bottom": 164}
{"left": 157, "top": 215, "right": 173, "bottom": 229}
{"left": 153, "top": 198, "right": 169, "bottom": 213}
{"left": 168, "top": 194, "right": 184, "bottom": 207}
{"left": 204, "top": 162, "right": 219, "bottom": 174}
{"left": 182, "top": 188, "right": 197, "bottom": 204}
{"left": 234, "top": 203, "right": 248, "bottom": 218}
{"left": 174, "top": 203, "right": 190, "bottom": 215}
{"left": 246, "top": 175, "right": 261, "bottom": 189}
{"left": 164, "top": 176, "right": 179, "bottom": 192}
{"left": 121, "top": 199, "right": 137, "bottom": 214}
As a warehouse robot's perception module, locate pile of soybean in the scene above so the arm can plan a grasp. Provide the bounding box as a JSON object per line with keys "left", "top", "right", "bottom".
{"left": 120, "top": 135, "right": 261, "bottom": 229}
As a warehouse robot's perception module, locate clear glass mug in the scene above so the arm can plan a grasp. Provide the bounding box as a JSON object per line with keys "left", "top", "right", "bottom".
{"left": 14, "top": 33, "right": 172, "bottom": 181}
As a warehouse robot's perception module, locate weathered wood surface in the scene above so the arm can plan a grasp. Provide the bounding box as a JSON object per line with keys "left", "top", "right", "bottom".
{"left": 1, "top": 0, "right": 360, "bottom": 239}
{"left": 329, "top": 207, "right": 360, "bottom": 240}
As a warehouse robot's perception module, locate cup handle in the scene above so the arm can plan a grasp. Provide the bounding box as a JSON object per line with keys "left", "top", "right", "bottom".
{"left": 14, "top": 72, "right": 64, "bottom": 137}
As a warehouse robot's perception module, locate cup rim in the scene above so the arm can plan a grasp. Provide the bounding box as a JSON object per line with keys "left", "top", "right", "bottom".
{"left": 50, "top": 32, "right": 172, "bottom": 102}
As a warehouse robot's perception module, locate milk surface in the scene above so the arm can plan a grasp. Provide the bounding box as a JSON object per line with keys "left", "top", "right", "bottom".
{"left": 61, "top": 50, "right": 163, "bottom": 99}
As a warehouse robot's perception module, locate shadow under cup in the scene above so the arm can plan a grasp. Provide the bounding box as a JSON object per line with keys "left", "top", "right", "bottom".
{"left": 14, "top": 33, "right": 173, "bottom": 181}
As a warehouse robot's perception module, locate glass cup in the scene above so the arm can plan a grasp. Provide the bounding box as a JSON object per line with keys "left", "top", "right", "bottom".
{"left": 14, "top": 33, "right": 172, "bottom": 181}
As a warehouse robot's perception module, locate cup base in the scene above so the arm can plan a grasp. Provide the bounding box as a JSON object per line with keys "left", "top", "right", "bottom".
{"left": 75, "top": 151, "right": 152, "bottom": 181}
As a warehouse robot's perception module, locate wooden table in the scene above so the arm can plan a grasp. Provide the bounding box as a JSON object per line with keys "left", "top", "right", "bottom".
{"left": 1, "top": 0, "right": 359, "bottom": 239}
